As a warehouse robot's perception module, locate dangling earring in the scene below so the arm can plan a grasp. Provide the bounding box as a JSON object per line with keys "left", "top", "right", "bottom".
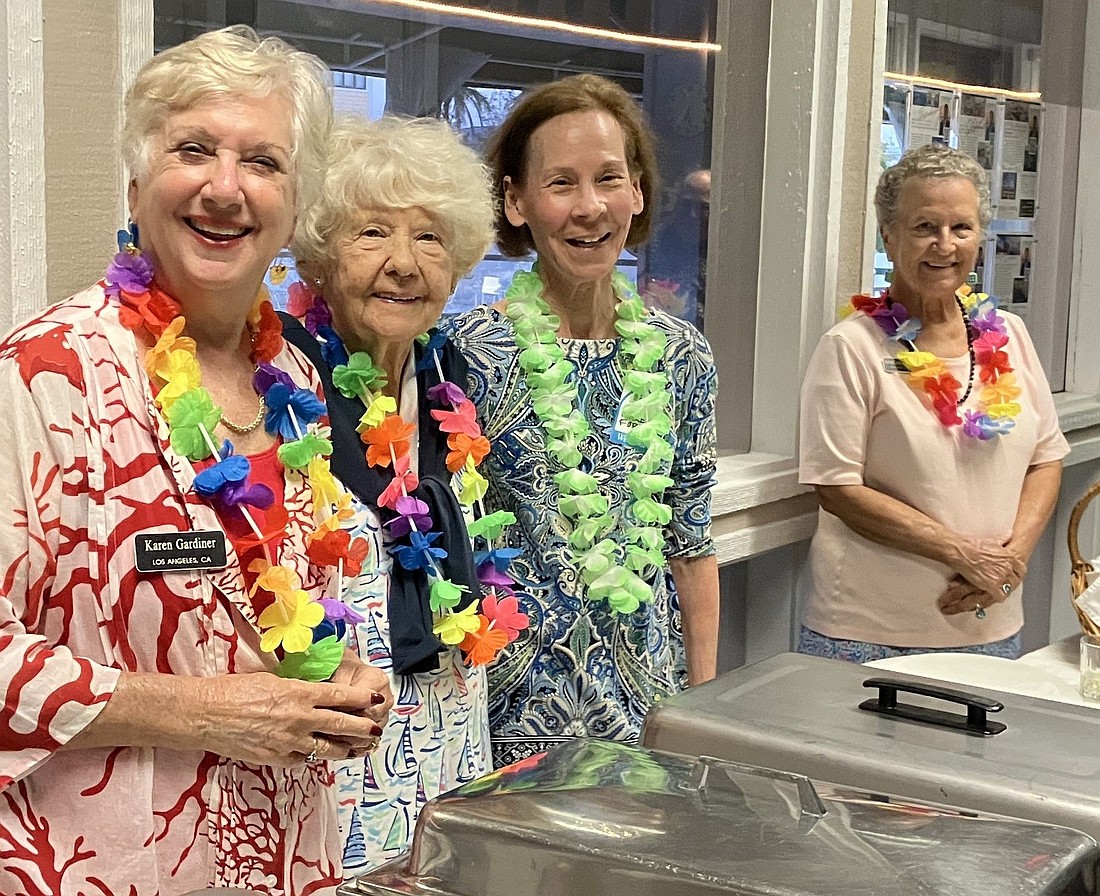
{"left": 116, "top": 220, "right": 140, "bottom": 255}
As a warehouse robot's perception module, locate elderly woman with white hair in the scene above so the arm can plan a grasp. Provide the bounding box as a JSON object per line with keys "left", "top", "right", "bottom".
{"left": 283, "top": 115, "right": 510, "bottom": 874}
{"left": 798, "top": 143, "right": 1067, "bottom": 662}
{"left": 0, "top": 27, "right": 394, "bottom": 896}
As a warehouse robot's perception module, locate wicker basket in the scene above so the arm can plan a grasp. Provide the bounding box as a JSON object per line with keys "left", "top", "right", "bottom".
{"left": 1068, "top": 481, "right": 1100, "bottom": 636}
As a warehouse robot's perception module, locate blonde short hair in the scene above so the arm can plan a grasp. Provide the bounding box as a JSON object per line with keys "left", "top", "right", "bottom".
{"left": 876, "top": 143, "right": 992, "bottom": 232}
{"left": 122, "top": 25, "right": 332, "bottom": 217}
{"left": 293, "top": 115, "right": 495, "bottom": 280}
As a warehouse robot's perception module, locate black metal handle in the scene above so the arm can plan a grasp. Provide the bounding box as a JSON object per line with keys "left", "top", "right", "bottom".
{"left": 859, "top": 676, "right": 1006, "bottom": 737}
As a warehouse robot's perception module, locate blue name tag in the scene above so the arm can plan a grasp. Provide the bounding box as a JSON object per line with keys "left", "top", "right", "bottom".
{"left": 610, "top": 400, "right": 633, "bottom": 446}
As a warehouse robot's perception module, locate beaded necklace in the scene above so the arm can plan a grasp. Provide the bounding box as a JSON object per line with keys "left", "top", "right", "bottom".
{"left": 503, "top": 267, "right": 675, "bottom": 615}
{"left": 852, "top": 286, "right": 1020, "bottom": 440}
{"left": 291, "top": 283, "right": 529, "bottom": 667}
{"left": 105, "top": 228, "right": 367, "bottom": 681}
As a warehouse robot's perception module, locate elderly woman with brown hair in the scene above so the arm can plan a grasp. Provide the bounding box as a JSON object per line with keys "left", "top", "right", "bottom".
{"left": 446, "top": 74, "right": 720, "bottom": 767}
{"left": 283, "top": 115, "right": 502, "bottom": 874}
{"left": 0, "top": 27, "right": 393, "bottom": 896}
{"left": 798, "top": 143, "right": 1067, "bottom": 662}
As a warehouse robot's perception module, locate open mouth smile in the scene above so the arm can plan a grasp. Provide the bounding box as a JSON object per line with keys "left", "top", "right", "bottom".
{"left": 565, "top": 233, "right": 612, "bottom": 248}
{"left": 185, "top": 218, "right": 253, "bottom": 242}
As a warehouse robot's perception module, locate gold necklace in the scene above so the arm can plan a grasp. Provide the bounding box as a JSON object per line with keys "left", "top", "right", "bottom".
{"left": 218, "top": 394, "right": 267, "bottom": 434}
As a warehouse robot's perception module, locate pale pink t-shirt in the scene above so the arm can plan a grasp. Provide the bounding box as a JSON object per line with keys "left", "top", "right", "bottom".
{"left": 798, "top": 309, "right": 1069, "bottom": 647}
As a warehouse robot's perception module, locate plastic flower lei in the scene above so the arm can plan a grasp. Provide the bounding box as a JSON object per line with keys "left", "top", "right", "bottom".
{"left": 105, "top": 227, "right": 368, "bottom": 681}
{"left": 851, "top": 286, "right": 1020, "bottom": 440}
{"left": 290, "top": 282, "right": 529, "bottom": 667}
{"left": 504, "top": 267, "right": 674, "bottom": 615}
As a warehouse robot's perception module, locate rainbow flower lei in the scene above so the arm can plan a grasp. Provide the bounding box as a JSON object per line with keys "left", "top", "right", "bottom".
{"left": 290, "top": 283, "right": 529, "bottom": 667}
{"left": 852, "top": 286, "right": 1020, "bottom": 440}
{"left": 504, "top": 267, "right": 674, "bottom": 615}
{"left": 105, "top": 228, "right": 368, "bottom": 682}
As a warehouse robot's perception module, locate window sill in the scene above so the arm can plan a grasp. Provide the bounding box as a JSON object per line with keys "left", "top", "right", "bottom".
{"left": 711, "top": 451, "right": 814, "bottom": 564}
{"left": 1058, "top": 392, "right": 1100, "bottom": 464}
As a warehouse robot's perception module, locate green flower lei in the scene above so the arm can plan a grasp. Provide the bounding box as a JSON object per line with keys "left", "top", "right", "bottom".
{"left": 504, "top": 267, "right": 675, "bottom": 615}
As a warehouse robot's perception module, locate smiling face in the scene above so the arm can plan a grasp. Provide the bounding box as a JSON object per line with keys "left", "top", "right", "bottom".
{"left": 321, "top": 206, "right": 455, "bottom": 356}
{"left": 128, "top": 92, "right": 297, "bottom": 308}
{"left": 503, "top": 109, "right": 643, "bottom": 294}
{"left": 881, "top": 176, "right": 982, "bottom": 303}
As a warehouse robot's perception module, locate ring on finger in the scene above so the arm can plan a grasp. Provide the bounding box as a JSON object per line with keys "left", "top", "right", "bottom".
{"left": 306, "top": 737, "right": 320, "bottom": 764}
{"left": 974, "top": 603, "right": 986, "bottom": 619}
{"left": 1001, "top": 582, "right": 1013, "bottom": 595}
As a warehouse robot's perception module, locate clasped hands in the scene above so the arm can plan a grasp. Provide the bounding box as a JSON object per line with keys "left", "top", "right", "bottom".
{"left": 200, "top": 653, "right": 394, "bottom": 767}
{"left": 936, "top": 536, "right": 1026, "bottom": 617}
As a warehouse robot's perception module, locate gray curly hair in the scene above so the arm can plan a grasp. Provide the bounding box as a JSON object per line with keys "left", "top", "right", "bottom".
{"left": 875, "top": 143, "right": 992, "bottom": 232}
{"left": 292, "top": 115, "right": 496, "bottom": 282}
{"left": 122, "top": 25, "right": 333, "bottom": 218}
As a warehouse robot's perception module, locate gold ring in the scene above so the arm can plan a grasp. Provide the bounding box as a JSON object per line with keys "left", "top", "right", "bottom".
{"left": 306, "top": 737, "right": 319, "bottom": 763}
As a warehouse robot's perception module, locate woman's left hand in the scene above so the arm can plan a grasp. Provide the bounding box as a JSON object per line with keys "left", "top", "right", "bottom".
{"left": 325, "top": 653, "right": 394, "bottom": 756}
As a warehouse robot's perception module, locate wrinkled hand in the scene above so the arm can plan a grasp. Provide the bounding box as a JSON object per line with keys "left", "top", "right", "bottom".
{"left": 197, "top": 670, "right": 389, "bottom": 767}
{"left": 951, "top": 537, "right": 1026, "bottom": 597}
{"left": 936, "top": 575, "right": 997, "bottom": 616}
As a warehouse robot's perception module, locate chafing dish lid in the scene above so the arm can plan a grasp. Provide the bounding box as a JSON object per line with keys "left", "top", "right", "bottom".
{"left": 342, "top": 739, "right": 1098, "bottom": 896}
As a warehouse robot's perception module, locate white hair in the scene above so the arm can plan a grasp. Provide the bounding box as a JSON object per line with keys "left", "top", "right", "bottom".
{"left": 292, "top": 115, "right": 496, "bottom": 280}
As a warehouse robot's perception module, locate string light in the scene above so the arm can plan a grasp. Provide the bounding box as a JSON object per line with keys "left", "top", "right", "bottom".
{"left": 885, "top": 71, "right": 1040, "bottom": 102}
{"left": 352, "top": 0, "right": 721, "bottom": 52}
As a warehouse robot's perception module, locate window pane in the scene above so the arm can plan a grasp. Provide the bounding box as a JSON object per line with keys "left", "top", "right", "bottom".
{"left": 155, "top": 0, "right": 717, "bottom": 328}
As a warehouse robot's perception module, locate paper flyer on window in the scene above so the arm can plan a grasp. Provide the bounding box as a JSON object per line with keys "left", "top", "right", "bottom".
{"left": 992, "top": 233, "right": 1033, "bottom": 314}
{"left": 998, "top": 100, "right": 1040, "bottom": 220}
{"left": 957, "top": 94, "right": 999, "bottom": 175}
{"left": 909, "top": 87, "right": 952, "bottom": 147}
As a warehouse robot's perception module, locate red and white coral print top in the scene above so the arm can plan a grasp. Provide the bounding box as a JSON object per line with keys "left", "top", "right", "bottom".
{"left": 0, "top": 285, "right": 340, "bottom": 896}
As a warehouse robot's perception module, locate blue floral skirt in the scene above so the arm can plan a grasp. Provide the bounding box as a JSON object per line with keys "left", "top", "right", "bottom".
{"left": 797, "top": 625, "right": 1023, "bottom": 664}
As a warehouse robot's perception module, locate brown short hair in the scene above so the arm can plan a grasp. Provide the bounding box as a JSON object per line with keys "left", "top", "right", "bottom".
{"left": 486, "top": 74, "right": 659, "bottom": 258}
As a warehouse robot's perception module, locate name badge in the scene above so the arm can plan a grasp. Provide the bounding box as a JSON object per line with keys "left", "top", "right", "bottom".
{"left": 135, "top": 530, "right": 229, "bottom": 573}
{"left": 609, "top": 400, "right": 633, "bottom": 446}
{"left": 882, "top": 358, "right": 909, "bottom": 374}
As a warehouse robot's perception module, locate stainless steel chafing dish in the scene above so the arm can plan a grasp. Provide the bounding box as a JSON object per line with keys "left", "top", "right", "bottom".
{"left": 338, "top": 738, "right": 1099, "bottom": 896}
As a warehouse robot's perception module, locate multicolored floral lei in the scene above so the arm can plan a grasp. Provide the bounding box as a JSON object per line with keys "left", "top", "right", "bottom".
{"left": 504, "top": 267, "right": 675, "bottom": 615}
{"left": 105, "top": 227, "right": 368, "bottom": 682}
{"left": 289, "top": 283, "right": 529, "bottom": 667}
{"left": 851, "top": 286, "right": 1020, "bottom": 440}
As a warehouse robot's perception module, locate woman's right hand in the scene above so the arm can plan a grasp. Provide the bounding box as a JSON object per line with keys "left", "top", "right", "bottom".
{"left": 950, "top": 536, "right": 1026, "bottom": 598}
{"left": 197, "top": 671, "right": 389, "bottom": 767}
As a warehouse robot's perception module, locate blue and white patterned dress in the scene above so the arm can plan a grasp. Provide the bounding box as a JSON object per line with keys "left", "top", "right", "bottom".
{"left": 446, "top": 304, "right": 717, "bottom": 767}
{"left": 331, "top": 376, "right": 491, "bottom": 876}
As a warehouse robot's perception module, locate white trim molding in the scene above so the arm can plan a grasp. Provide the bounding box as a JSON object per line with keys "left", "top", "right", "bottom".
{"left": 1, "top": 0, "right": 48, "bottom": 329}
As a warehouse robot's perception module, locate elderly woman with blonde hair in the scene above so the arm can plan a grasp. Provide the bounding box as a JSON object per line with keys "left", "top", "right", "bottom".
{"left": 0, "top": 27, "right": 394, "bottom": 896}
{"left": 283, "top": 114, "right": 510, "bottom": 874}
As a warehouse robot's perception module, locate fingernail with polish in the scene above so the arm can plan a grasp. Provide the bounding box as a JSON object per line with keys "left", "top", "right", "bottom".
{"left": 371, "top": 724, "right": 384, "bottom": 737}
{"left": 370, "top": 693, "right": 385, "bottom": 705}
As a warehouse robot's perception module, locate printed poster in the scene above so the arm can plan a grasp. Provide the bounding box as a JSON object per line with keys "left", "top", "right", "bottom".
{"left": 910, "top": 88, "right": 952, "bottom": 147}
{"left": 998, "top": 101, "right": 1040, "bottom": 219}
{"left": 992, "top": 233, "right": 1033, "bottom": 308}
{"left": 957, "top": 94, "right": 999, "bottom": 174}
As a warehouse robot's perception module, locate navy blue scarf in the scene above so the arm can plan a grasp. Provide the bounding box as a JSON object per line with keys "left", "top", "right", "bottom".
{"left": 280, "top": 312, "right": 480, "bottom": 674}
